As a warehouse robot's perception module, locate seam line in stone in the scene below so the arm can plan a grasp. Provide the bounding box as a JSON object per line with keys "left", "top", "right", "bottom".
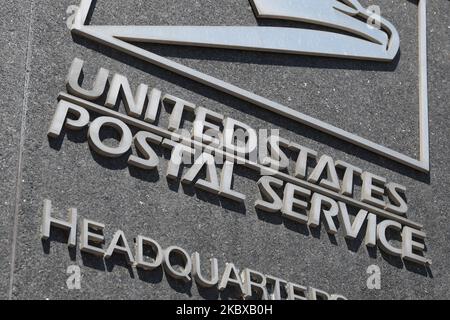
{"left": 8, "top": 0, "right": 34, "bottom": 300}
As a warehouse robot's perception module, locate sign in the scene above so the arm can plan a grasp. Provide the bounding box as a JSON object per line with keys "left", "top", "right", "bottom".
{"left": 41, "top": 199, "right": 347, "bottom": 300}
{"left": 41, "top": 0, "right": 433, "bottom": 300}
{"left": 47, "top": 58, "right": 431, "bottom": 267}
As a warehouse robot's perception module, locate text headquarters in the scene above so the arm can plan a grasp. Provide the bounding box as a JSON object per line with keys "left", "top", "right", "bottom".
{"left": 43, "top": 58, "right": 431, "bottom": 299}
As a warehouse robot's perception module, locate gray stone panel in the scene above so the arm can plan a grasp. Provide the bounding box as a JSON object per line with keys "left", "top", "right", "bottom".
{"left": 0, "top": 0, "right": 32, "bottom": 299}
{"left": 1, "top": 0, "right": 449, "bottom": 299}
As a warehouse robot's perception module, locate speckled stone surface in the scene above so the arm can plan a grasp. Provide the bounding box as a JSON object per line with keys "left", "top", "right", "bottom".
{"left": 1, "top": 0, "right": 449, "bottom": 299}
{"left": 0, "top": 0, "right": 32, "bottom": 299}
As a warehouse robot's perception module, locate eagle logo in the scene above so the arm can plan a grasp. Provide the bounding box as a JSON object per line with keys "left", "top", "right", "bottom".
{"left": 70, "top": 0, "right": 399, "bottom": 61}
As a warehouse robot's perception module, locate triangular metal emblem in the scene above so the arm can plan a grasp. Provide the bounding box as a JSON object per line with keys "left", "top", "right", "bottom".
{"left": 69, "top": 0, "right": 430, "bottom": 172}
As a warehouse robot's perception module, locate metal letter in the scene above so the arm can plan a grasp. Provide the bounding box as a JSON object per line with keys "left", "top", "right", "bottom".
{"left": 287, "top": 282, "right": 308, "bottom": 300}
{"left": 80, "top": 218, "right": 105, "bottom": 256}
{"left": 259, "top": 134, "right": 290, "bottom": 172}
{"left": 365, "top": 213, "right": 377, "bottom": 247}
{"left": 338, "top": 202, "right": 368, "bottom": 239}
{"left": 308, "top": 287, "right": 331, "bottom": 300}
{"left": 40, "top": 199, "right": 77, "bottom": 247}
{"left": 128, "top": 131, "right": 162, "bottom": 170}
{"left": 377, "top": 220, "right": 402, "bottom": 257}
{"left": 266, "top": 275, "right": 287, "bottom": 301}
{"left": 193, "top": 107, "right": 224, "bottom": 147}
{"left": 191, "top": 252, "right": 219, "bottom": 288}
{"left": 282, "top": 183, "right": 311, "bottom": 224}
{"left": 47, "top": 100, "right": 89, "bottom": 138}
{"left": 144, "top": 88, "right": 162, "bottom": 124}
{"left": 163, "top": 94, "right": 196, "bottom": 132}
{"left": 181, "top": 153, "right": 221, "bottom": 194}
{"left": 219, "top": 161, "right": 246, "bottom": 202}
{"left": 104, "top": 230, "right": 135, "bottom": 265}
{"left": 335, "top": 160, "right": 362, "bottom": 196}
{"left": 385, "top": 182, "right": 408, "bottom": 216}
{"left": 308, "top": 193, "right": 339, "bottom": 234}
{"left": 223, "top": 118, "right": 257, "bottom": 157}
{"left": 218, "top": 263, "right": 245, "bottom": 295}
{"left": 402, "top": 227, "right": 431, "bottom": 266}
{"left": 255, "top": 176, "right": 283, "bottom": 213}
{"left": 166, "top": 143, "right": 195, "bottom": 180}
{"left": 88, "top": 116, "right": 133, "bottom": 157}
{"left": 289, "top": 143, "right": 318, "bottom": 180}
{"left": 308, "top": 155, "right": 341, "bottom": 192}
{"left": 66, "top": 58, "right": 108, "bottom": 101}
{"left": 135, "top": 236, "right": 163, "bottom": 270}
{"left": 105, "top": 73, "right": 149, "bottom": 118}
{"left": 361, "top": 172, "right": 387, "bottom": 208}
{"left": 241, "top": 268, "right": 268, "bottom": 300}
{"left": 163, "top": 246, "right": 192, "bottom": 282}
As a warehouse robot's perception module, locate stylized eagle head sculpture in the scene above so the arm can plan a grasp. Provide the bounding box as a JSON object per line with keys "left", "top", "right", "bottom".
{"left": 70, "top": 0, "right": 399, "bottom": 61}
{"left": 250, "top": 0, "right": 399, "bottom": 59}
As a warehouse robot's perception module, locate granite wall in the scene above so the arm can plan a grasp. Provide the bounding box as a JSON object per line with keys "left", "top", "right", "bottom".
{"left": 0, "top": 0, "right": 449, "bottom": 300}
